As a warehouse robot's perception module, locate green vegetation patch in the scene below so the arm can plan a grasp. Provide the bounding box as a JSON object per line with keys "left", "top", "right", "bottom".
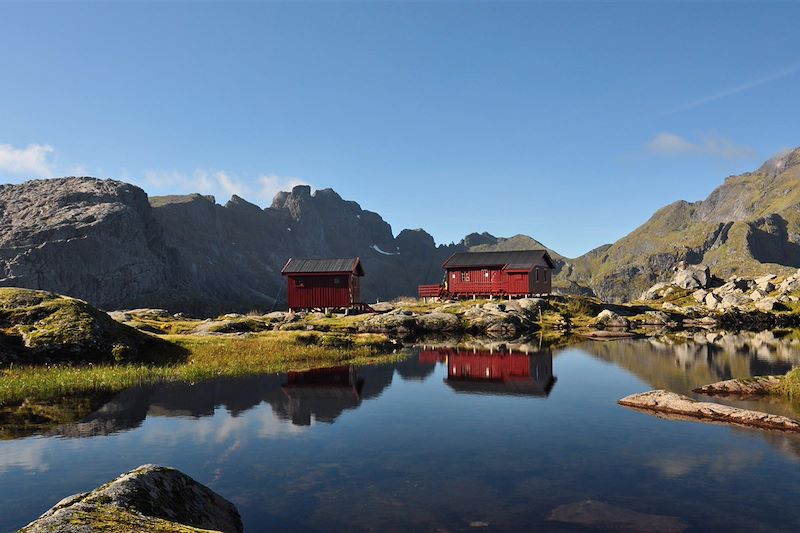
{"left": 775, "top": 367, "right": 800, "bottom": 399}
{"left": 27, "top": 504, "right": 213, "bottom": 533}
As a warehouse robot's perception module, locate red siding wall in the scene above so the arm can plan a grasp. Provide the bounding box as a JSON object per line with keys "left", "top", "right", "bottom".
{"left": 445, "top": 267, "right": 550, "bottom": 296}
{"left": 287, "top": 273, "right": 356, "bottom": 310}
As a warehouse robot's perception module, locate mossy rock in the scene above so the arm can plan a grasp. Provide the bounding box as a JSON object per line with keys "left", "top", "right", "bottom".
{"left": 21, "top": 464, "right": 243, "bottom": 532}
{"left": 0, "top": 287, "right": 185, "bottom": 365}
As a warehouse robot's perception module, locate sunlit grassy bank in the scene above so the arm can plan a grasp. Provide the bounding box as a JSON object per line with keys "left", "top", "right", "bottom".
{"left": 775, "top": 367, "right": 800, "bottom": 399}
{"left": 0, "top": 331, "right": 401, "bottom": 407}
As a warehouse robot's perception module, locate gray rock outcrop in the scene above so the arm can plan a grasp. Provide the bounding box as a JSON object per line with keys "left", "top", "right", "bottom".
{"left": 0, "top": 178, "right": 179, "bottom": 310}
{"left": 672, "top": 262, "right": 711, "bottom": 290}
{"left": 592, "top": 309, "right": 630, "bottom": 329}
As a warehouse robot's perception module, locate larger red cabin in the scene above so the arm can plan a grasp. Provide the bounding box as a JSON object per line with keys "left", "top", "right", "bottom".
{"left": 419, "top": 250, "right": 555, "bottom": 299}
{"left": 282, "top": 257, "right": 364, "bottom": 311}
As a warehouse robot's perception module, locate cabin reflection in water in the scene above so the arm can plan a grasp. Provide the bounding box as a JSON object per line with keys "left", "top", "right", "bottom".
{"left": 420, "top": 347, "right": 556, "bottom": 397}
{"left": 281, "top": 366, "right": 365, "bottom": 425}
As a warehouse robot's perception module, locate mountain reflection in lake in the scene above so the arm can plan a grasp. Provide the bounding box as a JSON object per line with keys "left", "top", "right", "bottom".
{"left": 3, "top": 333, "right": 800, "bottom": 532}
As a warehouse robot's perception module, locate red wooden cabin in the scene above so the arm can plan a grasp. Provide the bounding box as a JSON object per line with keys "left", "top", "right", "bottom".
{"left": 281, "top": 257, "right": 364, "bottom": 311}
{"left": 419, "top": 250, "right": 555, "bottom": 299}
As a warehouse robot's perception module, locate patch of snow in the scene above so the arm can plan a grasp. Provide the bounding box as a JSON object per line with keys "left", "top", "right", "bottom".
{"left": 356, "top": 214, "right": 361, "bottom": 219}
{"left": 287, "top": 227, "right": 292, "bottom": 232}
{"left": 371, "top": 244, "right": 399, "bottom": 256}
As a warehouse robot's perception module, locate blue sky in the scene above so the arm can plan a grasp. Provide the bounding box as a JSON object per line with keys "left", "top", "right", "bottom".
{"left": 1, "top": 1, "right": 798, "bottom": 258}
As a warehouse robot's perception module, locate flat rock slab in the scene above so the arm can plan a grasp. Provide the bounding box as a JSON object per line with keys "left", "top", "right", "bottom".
{"left": 619, "top": 390, "right": 800, "bottom": 432}
{"left": 693, "top": 376, "right": 783, "bottom": 396}
{"left": 21, "top": 464, "right": 243, "bottom": 532}
{"left": 547, "top": 500, "right": 687, "bottom": 533}
{"left": 580, "top": 330, "right": 639, "bottom": 340}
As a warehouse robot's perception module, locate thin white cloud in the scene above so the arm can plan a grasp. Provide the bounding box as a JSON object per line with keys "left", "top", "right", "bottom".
{"left": 141, "top": 168, "right": 311, "bottom": 206}
{"left": 0, "top": 143, "right": 54, "bottom": 178}
{"left": 0, "top": 144, "right": 310, "bottom": 206}
{"left": 647, "top": 133, "right": 696, "bottom": 154}
{"left": 664, "top": 62, "right": 800, "bottom": 115}
{"left": 646, "top": 132, "right": 754, "bottom": 159}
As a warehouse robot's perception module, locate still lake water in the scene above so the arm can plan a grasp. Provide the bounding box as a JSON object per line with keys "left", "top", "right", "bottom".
{"left": 2, "top": 334, "right": 800, "bottom": 532}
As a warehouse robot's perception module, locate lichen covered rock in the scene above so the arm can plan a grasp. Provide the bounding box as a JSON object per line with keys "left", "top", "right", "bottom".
{"left": 21, "top": 464, "right": 243, "bottom": 533}
{"left": 0, "top": 288, "right": 182, "bottom": 365}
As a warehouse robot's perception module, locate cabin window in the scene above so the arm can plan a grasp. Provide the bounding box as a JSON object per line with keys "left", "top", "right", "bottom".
{"left": 535, "top": 269, "right": 539, "bottom": 281}
{"left": 461, "top": 271, "right": 470, "bottom": 282}
{"left": 295, "top": 279, "right": 305, "bottom": 288}
{"left": 333, "top": 277, "right": 342, "bottom": 285}
{"left": 483, "top": 269, "right": 489, "bottom": 278}
{"left": 543, "top": 270, "right": 548, "bottom": 282}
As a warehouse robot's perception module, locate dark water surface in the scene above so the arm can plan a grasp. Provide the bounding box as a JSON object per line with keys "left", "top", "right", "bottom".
{"left": 2, "top": 334, "right": 800, "bottom": 532}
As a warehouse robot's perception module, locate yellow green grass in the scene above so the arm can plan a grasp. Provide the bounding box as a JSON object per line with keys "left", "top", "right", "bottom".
{"left": 775, "top": 367, "right": 800, "bottom": 399}
{"left": 0, "top": 331, "right": 401, "bottom": 407}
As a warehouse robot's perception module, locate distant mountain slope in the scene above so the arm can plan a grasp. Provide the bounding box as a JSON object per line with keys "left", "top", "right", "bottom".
{"left": 561, "top": 147, "right": 800, "bottom": 301}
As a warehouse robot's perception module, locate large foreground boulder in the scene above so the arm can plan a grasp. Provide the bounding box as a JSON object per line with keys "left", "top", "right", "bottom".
{"left": 21, "top": 464, "right": 243, "bottom": 533}
{"left": 0, "top": 287, "right": 183, "bottom": 364}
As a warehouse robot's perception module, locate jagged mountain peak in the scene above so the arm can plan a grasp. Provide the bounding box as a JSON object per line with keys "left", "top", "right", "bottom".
{"left": 755, "top": 146, "right": 800, "bottom": 178}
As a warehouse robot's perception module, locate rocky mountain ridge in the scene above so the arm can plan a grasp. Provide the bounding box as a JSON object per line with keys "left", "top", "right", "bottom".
{"left": 1, "top": 177, "right": 558, "bottom": 314}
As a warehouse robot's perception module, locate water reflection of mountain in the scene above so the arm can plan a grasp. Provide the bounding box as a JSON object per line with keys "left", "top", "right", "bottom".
{"left": 579, "top": 332, "right": 800, "bottom": 395}
{"left": 582, "top": 332, "right": 800, "bottom": 461}
{"left": 421, "top": 347, "right": 556, "bottom": 397}
{"left": 50, "top": 364, "right": 396, "bottom": 438}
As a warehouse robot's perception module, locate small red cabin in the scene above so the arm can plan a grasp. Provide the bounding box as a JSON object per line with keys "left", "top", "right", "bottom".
{"left": 420, "top": 250, "right": 555, "bottom": 298}
{"left": 281, "top": 257, "right": 364, "bottom": 311}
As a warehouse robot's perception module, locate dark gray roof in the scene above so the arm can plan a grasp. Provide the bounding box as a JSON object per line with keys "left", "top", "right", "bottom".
{"left": 281, "top": 257, "right": 364, "bottom": 275}
{"left": 442, "top": 250, "right": 555, "bottom": 270}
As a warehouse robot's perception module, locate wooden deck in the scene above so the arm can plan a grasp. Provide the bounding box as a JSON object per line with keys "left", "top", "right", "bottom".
{"left": 418, "top": 284, "right": 444, "bottom": 298}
